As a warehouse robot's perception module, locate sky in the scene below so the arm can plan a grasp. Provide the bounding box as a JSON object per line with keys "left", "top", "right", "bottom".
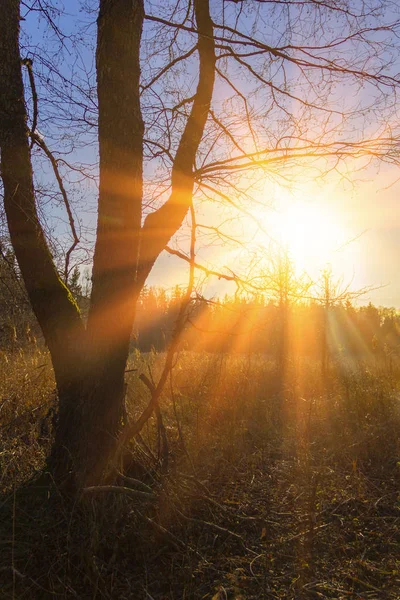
{"left": 147, "top": 170, "right": 400, "bottom": 307}
{"left": 19, "top": 0, "right": 400, "bottom": 308}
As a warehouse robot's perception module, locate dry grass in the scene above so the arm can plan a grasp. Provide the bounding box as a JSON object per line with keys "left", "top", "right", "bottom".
{"left": 0, "top": 349, "right": 399, "bottom": 598}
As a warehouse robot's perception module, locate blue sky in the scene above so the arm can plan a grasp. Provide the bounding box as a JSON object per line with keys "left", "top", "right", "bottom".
{"left": 19, "top": 0, "right": 400, "bottom": 307}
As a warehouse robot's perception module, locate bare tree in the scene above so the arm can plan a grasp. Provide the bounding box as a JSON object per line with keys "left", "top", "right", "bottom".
{"left": 313, "top": 265, "right": 378, "bottom": 375}
{"left": 0, "top": 0, "right": 399, "bottom": 491}
{"left": 0, "top": 0, "right": 214, "bottom": 490}
{"left": 256, "top": 244, "right": 310, "bottom": 370}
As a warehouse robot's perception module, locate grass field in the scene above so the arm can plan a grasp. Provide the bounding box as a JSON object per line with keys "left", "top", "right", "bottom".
{"left": 0, "top": 349, "right": 399, "bottom": 599}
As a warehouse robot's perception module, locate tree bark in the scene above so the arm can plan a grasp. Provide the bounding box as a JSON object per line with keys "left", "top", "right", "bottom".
{"left": 62, "top": 0, "right": 147, "bottom": 489}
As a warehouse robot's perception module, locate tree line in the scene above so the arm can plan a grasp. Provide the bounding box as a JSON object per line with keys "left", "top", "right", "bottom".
{"left": 1, "top": 248, "right": 398, "bottom": 367}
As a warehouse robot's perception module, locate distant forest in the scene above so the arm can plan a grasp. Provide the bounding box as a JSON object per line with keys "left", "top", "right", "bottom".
{"left": 1, "top": 248, "right": 398, "bottom": 363}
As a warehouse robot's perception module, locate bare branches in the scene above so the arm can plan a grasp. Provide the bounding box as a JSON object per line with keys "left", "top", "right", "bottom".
{"left": 141, "top": 45, "right": 197, "bottom": 92}
{"left": 0, "top": 0, "right": 84, "bottom": 398}
{"left": 214, "top": 18, "right": 400, "bottom": 88}
{"left": 139, "top": 0, "right": 216, "bottom": 284}
{"left": 22, "top": 57, "right": 80, "bottom": 283}
{"left": 118, "top": 203, "right": 198, "bottom": 451}
{"left": 32, "top": 136, "right": 80, "bottom": 282}
{"left": 312, "top": 264, "right": 383, "bottom": 308}
{"left": 164, "top": 245, "right": 252, "bottom": 289}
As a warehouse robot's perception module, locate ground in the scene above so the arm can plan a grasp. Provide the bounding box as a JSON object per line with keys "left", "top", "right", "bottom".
{"left": 0, "top": 350, "right": 399, "bottom": 598}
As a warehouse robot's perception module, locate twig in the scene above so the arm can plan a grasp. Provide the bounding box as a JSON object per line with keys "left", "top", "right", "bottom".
{"left": 82, "top": 485, "right": 155, "bottom": 502}
{"left": 170, "top": 371, "right": 194, "bottom": 469}
{"left": 138, "top": 512, "right": 198, "bottom": 555}
{"left": 21, "top": 59, "right": 37, "bottom": 149}
{"left": 22, "top": 58, "right": 79, "bottom": 282}
{"left": 346, "top": 574, "right": 386, "bottom": 594}
{"left": 175, "top": 507, "right": 243, "bottom": 541}
{"left": 116, "top": 202, "right": 197, "bottom": 453}
{"left": 282, "top": 523, "right": 331, "bottom": 543}
{"left": 115, "top": 471, "right": 153, "bottom": 494}
{"left": 139, "top": 374, "right": 169, "bottom": 470}
{"left": 32, "top": 134, "right": 79, "bottom": 282}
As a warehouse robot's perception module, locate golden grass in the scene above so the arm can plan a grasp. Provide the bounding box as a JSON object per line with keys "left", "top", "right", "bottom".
{"left": 0, "top": 348, "right": 399, "bottom": 598}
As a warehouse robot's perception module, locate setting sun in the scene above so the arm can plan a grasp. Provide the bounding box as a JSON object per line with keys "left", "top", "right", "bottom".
{"left": 256, "top": 187, "right": 349, "bottom": 275}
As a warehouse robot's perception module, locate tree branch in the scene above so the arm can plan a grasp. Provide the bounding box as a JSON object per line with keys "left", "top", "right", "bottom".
{"left": 138, "top": 0, "right": 216, "bottom": 287}
{"left": 32, "top": 135, "right": 80, "bottom": 282}
{"left": 0, "top": 1, "right": 83, "bottom": 384}
{"left": 22, "top": 58, "right": 80, "bottom": 283}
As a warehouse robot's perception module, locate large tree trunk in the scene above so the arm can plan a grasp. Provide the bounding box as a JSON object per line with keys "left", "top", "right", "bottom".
{"left": 0, "top": 0, "right": 215, "bottom": 492}
{"left": 52, "top": 0, "right": 146, "bottom": 489}
{"left": 48, "top": 354, "right": 135, "bottom": 489}
{"left": 46, "top": 0, "right": 146, "bottom": 489}
{"left": 0, "top": 0, "right": 142, "bottom": 491}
